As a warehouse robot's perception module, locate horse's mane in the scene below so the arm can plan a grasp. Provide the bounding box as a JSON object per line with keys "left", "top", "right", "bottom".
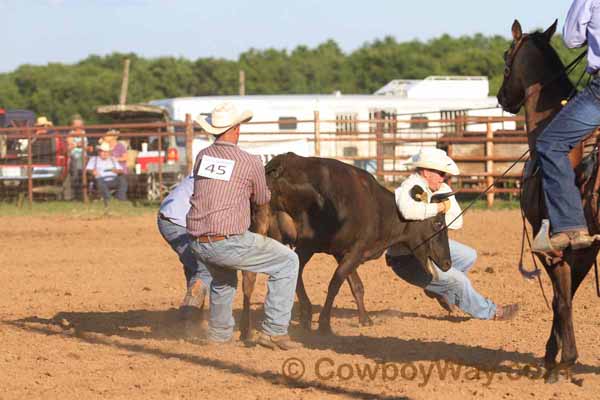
{"left": 528, "top": 31, "right": 567, "bottom": 74}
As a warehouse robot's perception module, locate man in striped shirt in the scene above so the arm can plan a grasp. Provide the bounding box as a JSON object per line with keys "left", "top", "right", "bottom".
{"left": 187, "top": 103, "right": 301, "bottom": 350}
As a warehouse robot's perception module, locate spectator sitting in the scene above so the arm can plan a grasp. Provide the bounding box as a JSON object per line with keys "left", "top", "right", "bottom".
{"left": 101, "top": 129, "right": 128, "bottom": 174}
{"left": 86, "top": 142, "right": 128, "bottom": 205}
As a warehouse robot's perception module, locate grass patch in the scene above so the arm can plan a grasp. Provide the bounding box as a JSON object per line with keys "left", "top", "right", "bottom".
{"left": 0, "top": 200, "right": 159, "bottom": 217}
{"left": 458, "top": 198, "right": 521, "bottom": 210}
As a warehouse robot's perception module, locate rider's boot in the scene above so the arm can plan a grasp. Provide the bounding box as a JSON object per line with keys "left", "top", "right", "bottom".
{"left": 533, "top": 220, "right": 597, "bottom": 252}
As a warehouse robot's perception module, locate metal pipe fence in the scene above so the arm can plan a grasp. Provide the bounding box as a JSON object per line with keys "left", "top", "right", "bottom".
{"left": 0, "top": 112, "right": 562, "bottom": 208}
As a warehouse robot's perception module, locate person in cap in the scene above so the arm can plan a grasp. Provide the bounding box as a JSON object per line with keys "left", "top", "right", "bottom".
{"left": 157, "top": 175, "right": 212, "bottom": 319}
{"left": 386, "top": 148, "right": 519, "bottom": 320}
{"left": 86, "top": 142, "right": 128, "bottom": 205}
{"left": 187, "top": 103, "right": 301, "bottom": 349}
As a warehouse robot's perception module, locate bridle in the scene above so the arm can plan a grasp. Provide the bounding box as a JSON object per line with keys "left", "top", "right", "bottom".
{"left": 503, "top": 34, "right": 529, "bottom": 82}
{"left": 501, "top": 33, "right": 587, "bottom": 113}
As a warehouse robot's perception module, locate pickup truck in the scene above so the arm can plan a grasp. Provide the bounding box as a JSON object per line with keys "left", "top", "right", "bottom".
{"left": 0, "top": 109, "right": 69, "bottom": 198}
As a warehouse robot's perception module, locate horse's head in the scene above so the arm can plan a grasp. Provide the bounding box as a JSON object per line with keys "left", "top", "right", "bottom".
{"left": 497, "top": 19, "right": 559, "bottom": 114}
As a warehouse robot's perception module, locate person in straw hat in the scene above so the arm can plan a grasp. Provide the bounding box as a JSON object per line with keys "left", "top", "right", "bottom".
{"left": 186, "top": 103, "right": 301, "bottom": 349}
{"left": 34, "top": 116, "right": 53, "bottom": 135}
{"left": 386, "top": 147, "right": 519, "bottom": 320}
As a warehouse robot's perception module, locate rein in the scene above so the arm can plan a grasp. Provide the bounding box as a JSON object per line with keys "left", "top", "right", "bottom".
{"left": 415, "top": 37, "right": 588, "bottom": 252}
{"left": 411, "top": 148, "right": 531, "bottom": 253}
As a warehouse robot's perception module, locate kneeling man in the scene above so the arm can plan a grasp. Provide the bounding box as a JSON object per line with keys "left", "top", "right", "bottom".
{"left": 386, "top": 148, "right": 518, "bottom": 320}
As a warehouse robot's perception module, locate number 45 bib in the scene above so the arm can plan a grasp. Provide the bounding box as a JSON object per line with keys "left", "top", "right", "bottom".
{"left": 198, "top": 155, "right": 236, "bottom": 181}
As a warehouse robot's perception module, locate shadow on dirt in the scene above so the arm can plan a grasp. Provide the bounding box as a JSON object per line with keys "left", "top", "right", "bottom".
{"left": 4, "top": 314, "right": 410, "bottom": 400}
{"left": 6, "top": 305, "right": 600, "bottom": 386}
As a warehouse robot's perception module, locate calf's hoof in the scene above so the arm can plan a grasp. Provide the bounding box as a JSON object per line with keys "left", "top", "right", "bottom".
{"left": 359, "top": 316, "right": 374, "bottom": 326}
{"left": 240, "top": 329, "right": 255, "bottom": 343}
{"left": 544, "top": 366, "right": 574, "bottom": 384}
{"left": 299, "top": 316, "right": 312, "bottom": 331}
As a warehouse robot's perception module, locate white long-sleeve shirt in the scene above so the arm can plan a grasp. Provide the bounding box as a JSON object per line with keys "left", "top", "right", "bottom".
{"left": 388, "top": 173, "right": 462, "bottom": 256}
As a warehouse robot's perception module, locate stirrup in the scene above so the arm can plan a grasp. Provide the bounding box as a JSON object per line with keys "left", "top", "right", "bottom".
{"left": 532, "top": 219, "right": 558, "bottom": 253}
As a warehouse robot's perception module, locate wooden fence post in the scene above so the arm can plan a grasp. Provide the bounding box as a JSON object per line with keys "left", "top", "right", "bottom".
{"left": 486, "top": 118, "right": 495, "bottom": 208}
{"left": 185, "top": 113, "right": 193, "bottom": 174}
{"left": 27, "top": 128, "right": 33, "bottom": 208}
{"left": 314, "top": 110, "right": 321, "bottom": 156}
{"left": 375, "top": 111, "right": 383, "bottom": 178}
{"left": 82, "top": 128, "right": 89, "bottom": 204}
{"left": 158, "top": 132, "right": 163, "bottom": 202}
{"left": 239, "top": 70, "right": 246, "bottom": 96}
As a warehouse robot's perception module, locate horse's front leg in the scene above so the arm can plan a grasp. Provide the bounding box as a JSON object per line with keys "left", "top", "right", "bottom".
{"left": 544, "top": 260, "right": 576, "bottom": 383}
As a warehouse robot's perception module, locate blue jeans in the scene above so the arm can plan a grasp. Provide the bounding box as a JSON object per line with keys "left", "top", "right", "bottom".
{"left": 96, "top": 175, "right": 128, "bottom": 204}
{"left": 387, "top": 240, "right": 496, "bottom": 320}
{"left": 536, "top": 77, "right": 600, "bottom": 233}
{"left": 189, "top": 231, "right": 299, "bottom": 342}
{"left": 156, "top": 215, "right": 212, "bottom": 289}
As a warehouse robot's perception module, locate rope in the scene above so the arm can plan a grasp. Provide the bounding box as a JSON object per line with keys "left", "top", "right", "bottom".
{"left": 516, "top": 165, "right": 551, "bottom": 310}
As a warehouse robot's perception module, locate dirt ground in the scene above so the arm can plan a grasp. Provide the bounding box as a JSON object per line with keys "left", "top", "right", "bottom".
{"left": 1, "top": 209, "right": 600, "bottom": 400}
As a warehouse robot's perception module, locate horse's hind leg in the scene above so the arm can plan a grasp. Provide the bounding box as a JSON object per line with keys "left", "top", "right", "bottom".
{"left": 346, "top": 270, "right": 373, "bottom": 326}
{"left": 240, "top": 271, "right": 257, "bottom": 341}
{"left": 295, "top": 248, "right": 314, "bottom": 330}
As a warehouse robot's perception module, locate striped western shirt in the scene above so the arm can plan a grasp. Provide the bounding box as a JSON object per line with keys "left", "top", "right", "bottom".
{"left": 186, "top": 141, "right": 271, "bottom": 237}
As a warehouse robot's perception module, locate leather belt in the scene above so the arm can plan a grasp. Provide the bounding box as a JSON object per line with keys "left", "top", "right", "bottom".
{"left": 195, "top": 235, "right": 227, "bottom": 243}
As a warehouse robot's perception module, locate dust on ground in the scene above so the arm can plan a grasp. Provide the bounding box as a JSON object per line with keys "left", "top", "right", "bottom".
{"left": 1, "top": 210, "right": 600, "bottom": 399}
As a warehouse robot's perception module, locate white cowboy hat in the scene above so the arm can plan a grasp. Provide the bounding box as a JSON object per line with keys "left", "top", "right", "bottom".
{"left": 195, "top": 103, "right": 253, "bottom": 135}
{"left": 410, "top": 147, "right": 460, "bottom": 176}
{"left": 98, "top": 142, "right": 111, "bottom": 152}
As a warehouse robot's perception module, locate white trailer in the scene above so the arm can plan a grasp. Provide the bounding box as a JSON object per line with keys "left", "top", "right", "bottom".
{"left": 149, "top": 76, "right": 515, "bottom": 170}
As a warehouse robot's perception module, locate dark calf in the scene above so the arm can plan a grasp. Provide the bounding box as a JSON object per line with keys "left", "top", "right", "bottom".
{"left": 242, "top": 153, "right": 451, "bottom": 338}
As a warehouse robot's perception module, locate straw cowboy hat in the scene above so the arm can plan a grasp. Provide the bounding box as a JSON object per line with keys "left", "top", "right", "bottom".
{"left": 195, "top": 103, "right": 253, "bottom": 135}
{"left": 98, "top": 142, "right": 111, "bottom": 152}
{"left": 35, "top": 116, "right": 53, "bottom": 127}
{"left": 410, "top": 147, "right": 460, "bottom": 176}
{"left": 104, "top": 129, "right": 120, "bottom": 138}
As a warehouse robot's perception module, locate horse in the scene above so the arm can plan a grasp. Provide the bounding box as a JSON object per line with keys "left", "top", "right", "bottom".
{"left": 497, "top": 19, "right": 600, "bottom": 383}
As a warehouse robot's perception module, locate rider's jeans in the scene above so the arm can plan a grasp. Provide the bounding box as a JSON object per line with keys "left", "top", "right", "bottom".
{"left": 536, "top": 76, "right": 600, "bottom": 233}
